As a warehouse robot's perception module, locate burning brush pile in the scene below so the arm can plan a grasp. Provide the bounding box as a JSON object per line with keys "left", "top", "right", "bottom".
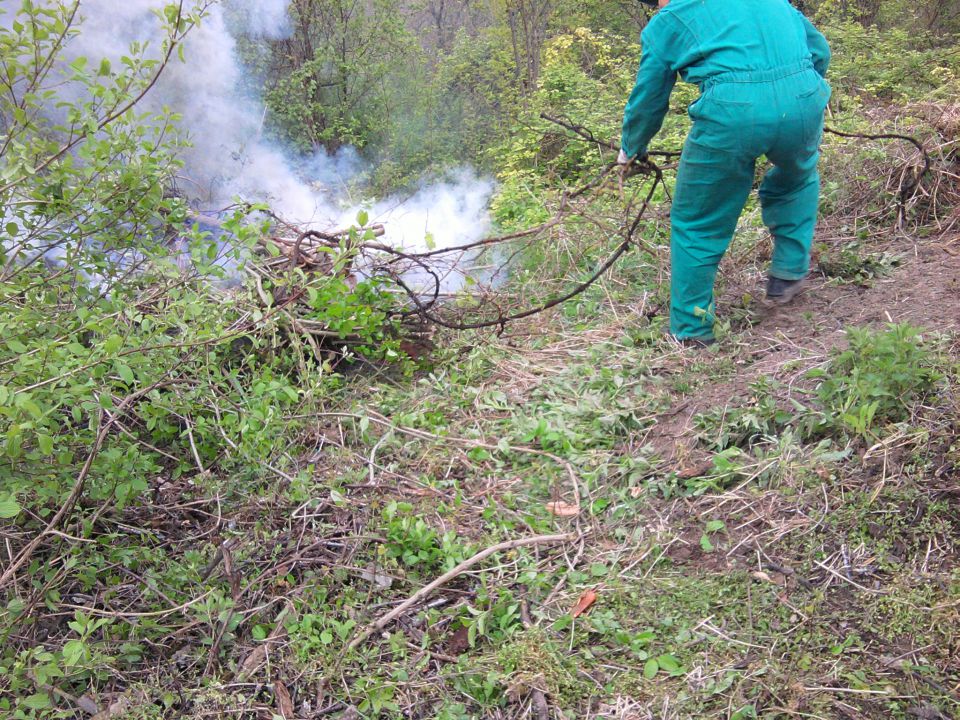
{"left": 17, "top": 0, "right": 678, "bottom": 361}
{"left": 210, "top": 122, "right": 672, "bottom": 363}
{"left": 243, "top": 216, "right": 440, "bottom": 357}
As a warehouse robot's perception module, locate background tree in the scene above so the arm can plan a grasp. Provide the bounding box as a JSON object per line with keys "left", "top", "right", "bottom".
{"left": 261, "top": 0, "right": 417, "bottom": 152}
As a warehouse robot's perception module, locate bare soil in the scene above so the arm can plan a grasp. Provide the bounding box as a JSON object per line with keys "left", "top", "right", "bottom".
{"left": 646, "top": 236, "right": 960, "bottom": 464}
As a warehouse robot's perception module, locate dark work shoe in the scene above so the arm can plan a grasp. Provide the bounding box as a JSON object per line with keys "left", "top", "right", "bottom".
{"left": 677, "top": 336, "right": 716, "bottom": 348}
{"left": 766, "top": 275, "right": 808, "bottom": 305}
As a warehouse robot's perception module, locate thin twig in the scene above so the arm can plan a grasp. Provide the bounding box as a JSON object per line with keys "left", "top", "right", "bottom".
{"left": 344, "top": 532, "right": 579, "bottom": 653}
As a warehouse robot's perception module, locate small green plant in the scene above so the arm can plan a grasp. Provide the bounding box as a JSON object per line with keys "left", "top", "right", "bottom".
{"left": 289, "top": 612, "right": 358, "bottom": 660}
{"left": 382, "top": 501, "right": 471, "bottom": 573}
{"left": 2, "top": 612, "right": 119, "bottom": 715}
{"left": 642, "top": 652, "right": 686, "bottom": 679}
{"left": 817, "top": 241, "right": 901, "bottom": 286}
{"left": 811, "top": 324, "right": 941, "bottom": 440}
{"left": 699, "top": 519, "right": 726, "bottom": 553}
{"left": 462, "top": 586, "right": 524, "bottom": 649}
{"left": 731, "top": 705, "right": 758, "bottom": 720}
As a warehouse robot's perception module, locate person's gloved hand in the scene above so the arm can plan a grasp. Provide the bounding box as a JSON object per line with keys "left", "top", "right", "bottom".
{"left": 617, "top": 148, "right": 649, "bottom": 171}
{"left": 616, "top": 148, "right": 649, "bottom": 193}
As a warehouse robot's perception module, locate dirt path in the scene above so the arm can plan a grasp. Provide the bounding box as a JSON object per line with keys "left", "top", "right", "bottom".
{"left": 647, "top": 238, "right": 960, "bottom": 462}
{"left": 757, "top": 239, "right": 960, "bottom": 338}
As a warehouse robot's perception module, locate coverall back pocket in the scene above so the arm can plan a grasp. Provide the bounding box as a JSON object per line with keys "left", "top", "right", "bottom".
{"left": 689, "top": 87, "right": 756, "bottom": 157}
{"left": 796, "top": 76, "right": 831, "bottom": 108}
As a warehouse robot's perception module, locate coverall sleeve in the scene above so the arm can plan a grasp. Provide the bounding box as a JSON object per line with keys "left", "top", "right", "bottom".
{"left": 796, "top": 11, "right": 831, "bottom": 77}
{"left": 620, "top": 18, "right": 681, "bottom": 159}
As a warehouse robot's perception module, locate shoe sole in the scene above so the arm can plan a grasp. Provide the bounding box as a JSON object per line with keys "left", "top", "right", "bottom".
{"left": 766, "top": 277, "right": 808, "bottom": 306}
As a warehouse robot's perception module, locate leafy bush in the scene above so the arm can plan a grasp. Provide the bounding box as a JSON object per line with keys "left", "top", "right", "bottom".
{"left": 0, "top": 5, "right": 408, "bottom": 712}
{"left": 811, "top": 324, "right": 941, "bottom": 439}
{"left": 821, "top": 21, "right": 960, "bottom": 102}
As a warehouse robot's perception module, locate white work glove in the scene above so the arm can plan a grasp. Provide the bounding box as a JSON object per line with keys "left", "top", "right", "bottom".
{"left": 617, "top": 148, "right": 638, "bottom": 194}
{"left": 619, "top": 148, "right": 650, "bottom": 165}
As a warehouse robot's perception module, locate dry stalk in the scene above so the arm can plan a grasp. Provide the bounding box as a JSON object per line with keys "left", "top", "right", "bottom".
{"left": 343, "top": 531, "right": 580, "bottom": 653}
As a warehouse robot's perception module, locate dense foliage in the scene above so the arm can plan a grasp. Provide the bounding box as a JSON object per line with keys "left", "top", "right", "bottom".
{"left": 1, "top": 0, "right": 958, "bottom": 718}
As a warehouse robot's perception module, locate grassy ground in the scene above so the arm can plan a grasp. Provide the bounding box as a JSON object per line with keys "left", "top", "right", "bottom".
{"left": 151, "top": 187, "right": 958, "bottom": 719}
{"left": 3, "top": 101, "right": 959, "bottom": 720}
{"left": 261, "top": 275, "right": 958, "bottom": 720}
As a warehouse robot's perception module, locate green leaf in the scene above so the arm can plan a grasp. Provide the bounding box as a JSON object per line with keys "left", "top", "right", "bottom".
{"left": 15, "top": 395, "right": 42, "bottom": 419}
{"left": 6, "top": 426, "right": 23, "bottom": 458}
{"left": 700, "top": 534, "right": 715, "bottom": 552}
{"left": 0, "top": 495, "right": 21, "bottom": 519}
{"left": 22, "top": 693, "right": 51, "bottom": 710}
{"left": 104, "top": 334, "right": 123, "bottom": 354}
{"left": 357, "top": 210, "right": 369, "bottom": 227}
{"left": 117, "top": 364, "right": 134, "bottom": 385}
{"left": 657, "top": 653, "right": 684, "bottom": 675}
{"left": 643, "top": 658, "right": 659, "bottom": 679}
{"left": 98, "top": 58, "right": 111, "bottom": 76}
{"left": 37, "top": 433, "right": 53, "bottom": 455}
{"left": 5, "top": 222, "right": 18, "bottom": 236}
{"left": 705, "top": 520, "right": 725, "bottom": 533}
{"left": 62, "top": 639, "right": 85, "bottom": 666}
{"left": 7, "top": 339, "right": 27, "bottom": 353}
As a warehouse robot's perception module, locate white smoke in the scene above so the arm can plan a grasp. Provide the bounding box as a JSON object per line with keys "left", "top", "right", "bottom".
{"left": 349, "top": 169, "right": 497, "bottom": 290}
{"left": 42, "top": 0, "right": 494, "bottom": 265}
{"left": 225, "top": 0, "right": 291, "bottom": 39}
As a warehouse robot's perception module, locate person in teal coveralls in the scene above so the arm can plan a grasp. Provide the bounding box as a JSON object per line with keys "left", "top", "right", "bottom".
{"left": 619, "top": 0, "right": 832, "bottom": 344}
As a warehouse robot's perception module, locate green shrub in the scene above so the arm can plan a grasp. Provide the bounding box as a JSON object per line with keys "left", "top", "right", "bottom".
{"left": 0, "top": 6, "right": 408, "bottom": 710}
{"left": 810, "top": 324, "right": 941, "bottom": 439}
{"left": 821, "top": 21, "right": 960, "bottom": 102}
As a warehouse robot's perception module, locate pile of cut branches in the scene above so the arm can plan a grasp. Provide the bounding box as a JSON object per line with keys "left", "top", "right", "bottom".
{"left": 206, "top": 116, "right": 675, "bottom": 360}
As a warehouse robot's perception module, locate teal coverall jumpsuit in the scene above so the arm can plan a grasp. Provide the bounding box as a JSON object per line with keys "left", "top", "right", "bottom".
{"left": 621, "top": 0, "right": 832, "bottom": 340}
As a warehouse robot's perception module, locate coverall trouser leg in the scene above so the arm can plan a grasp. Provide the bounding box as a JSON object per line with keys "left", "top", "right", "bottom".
{"left": 760, "top": 127, "right": 823, "bottom": 282}
{"left": 669, "top": 140, "right": 755, "bottom": 339}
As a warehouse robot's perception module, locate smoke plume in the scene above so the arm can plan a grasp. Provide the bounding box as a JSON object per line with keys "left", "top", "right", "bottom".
{"left": 27, "top": 0, "right": 494, "bottom": 267}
